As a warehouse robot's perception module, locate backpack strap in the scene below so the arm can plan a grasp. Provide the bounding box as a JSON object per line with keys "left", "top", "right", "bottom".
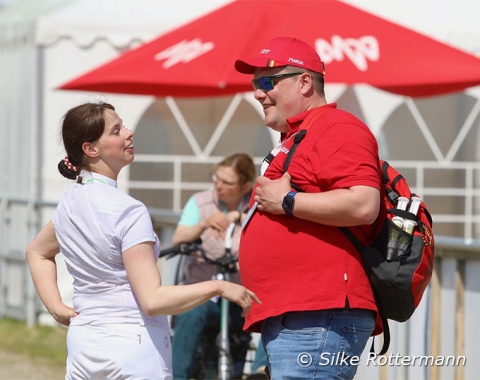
{"left": 283, "top": 130, "right": 307, "bottom": 173}
{"left": 382, "top": 161, "right": 400, "bottom": 204}
{"left": 369, "top": 317, "right": 390, "bottom": 357}
{"left": 339, "top": 226, "right": 363, "bottom": 252}
{"left": 339, "top": 228, "right": 390, "bottom": 356}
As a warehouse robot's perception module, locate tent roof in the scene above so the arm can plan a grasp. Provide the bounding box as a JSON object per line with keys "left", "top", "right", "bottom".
{"left": 0, "top": 0, "right": 232, "bottom": 48}
{"left": 34, "top": 0, "right": 232, "bottom": 48}
{"left": 2, "top": 0, "right": 480, "bottom": 54}
{"left": 0, "top": 0, "right": 70, "bottom": 21}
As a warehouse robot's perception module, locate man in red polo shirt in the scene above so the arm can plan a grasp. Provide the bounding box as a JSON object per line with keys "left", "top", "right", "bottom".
{"left": 235, "top": 37, "right": 385, "bottom": 380}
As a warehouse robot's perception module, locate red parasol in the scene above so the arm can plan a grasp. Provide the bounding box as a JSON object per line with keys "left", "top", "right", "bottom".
{"left": 59, "top": 0, "right": 480, "bottom": 97}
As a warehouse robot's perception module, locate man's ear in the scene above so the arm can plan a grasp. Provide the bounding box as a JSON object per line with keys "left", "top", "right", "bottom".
{"left": 300, "top": 72, "right": 314, "bottom": 95}
{"left": 82, "top": 142, "right": 99, "bottom": 158}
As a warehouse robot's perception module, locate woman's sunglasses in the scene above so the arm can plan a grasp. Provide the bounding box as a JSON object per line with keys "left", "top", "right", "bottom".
{"left": 251, "top": 72, "right": 303, "bottom": 92}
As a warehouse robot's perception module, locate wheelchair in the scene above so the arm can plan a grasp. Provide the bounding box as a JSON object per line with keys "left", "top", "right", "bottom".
{"left": 161, "top": 235, "right": 258, "bottom": 379}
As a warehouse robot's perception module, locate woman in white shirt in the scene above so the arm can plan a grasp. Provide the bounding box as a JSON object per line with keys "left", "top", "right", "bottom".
{"left": 26, "top": 101, "right": 259, "bottom": 380}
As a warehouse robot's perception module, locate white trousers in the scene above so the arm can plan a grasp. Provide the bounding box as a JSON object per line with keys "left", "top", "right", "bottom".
{"left": 66, "top": 323, "right": 172, "bottom": 380}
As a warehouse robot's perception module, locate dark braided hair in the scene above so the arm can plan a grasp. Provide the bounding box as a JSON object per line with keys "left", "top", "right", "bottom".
{"left": 57, "top": 102, "right": 115, "bottom": 180}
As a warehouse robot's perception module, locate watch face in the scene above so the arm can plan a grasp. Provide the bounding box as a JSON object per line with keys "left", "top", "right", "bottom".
{"left": 282, "top": 192, "right": 296, "bottom": 215}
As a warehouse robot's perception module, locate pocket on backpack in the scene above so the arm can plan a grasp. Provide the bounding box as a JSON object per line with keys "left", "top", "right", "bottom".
{"left": 360, "top": 219, "right": 417, "bottom": 322}
{"left": 385, "top": 218, "right": 413, "bottom": 262}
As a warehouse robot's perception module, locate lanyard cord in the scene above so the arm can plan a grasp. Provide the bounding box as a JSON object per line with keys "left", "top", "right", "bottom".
{"left": 260, "top": 131, "right": 300, "bottom": 175}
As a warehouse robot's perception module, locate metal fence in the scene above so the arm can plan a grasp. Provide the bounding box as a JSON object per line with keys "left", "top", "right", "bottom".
{"left": 1, "top": 195, "right": 480, "bottom": 379}
{"left": 0, "top": 197, "right": 180, "bottom": 327}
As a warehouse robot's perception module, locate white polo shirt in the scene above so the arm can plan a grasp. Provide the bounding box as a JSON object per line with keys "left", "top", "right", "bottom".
{"left": 53, "top": 172, "right": 167, "bottom": 329}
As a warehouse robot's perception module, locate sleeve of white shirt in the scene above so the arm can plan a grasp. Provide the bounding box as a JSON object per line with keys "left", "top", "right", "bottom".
{"left": 114, "top": 201, "right": 157, "bottom": 253}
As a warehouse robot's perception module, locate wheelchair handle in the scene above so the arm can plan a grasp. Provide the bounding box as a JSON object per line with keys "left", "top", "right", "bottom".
{"left": 159, "top": 239, "right": 238, "bottom": 272}
{"left": 159, "top": 239, "right": 203, "bottom": 259}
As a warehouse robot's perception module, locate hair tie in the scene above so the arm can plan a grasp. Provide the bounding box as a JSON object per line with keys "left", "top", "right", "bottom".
{"left": 63, "top": 156, "right": 78, "bottom": 172}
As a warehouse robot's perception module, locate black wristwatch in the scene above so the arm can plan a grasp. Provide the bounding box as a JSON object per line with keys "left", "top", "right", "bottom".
{"left": 282, "top": 191, "right": 297, "bottom": 216}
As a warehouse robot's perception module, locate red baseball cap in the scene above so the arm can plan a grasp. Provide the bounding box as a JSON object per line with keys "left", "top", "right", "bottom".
{"left": 235, "top": 37, "right": 325, "bottom": 75}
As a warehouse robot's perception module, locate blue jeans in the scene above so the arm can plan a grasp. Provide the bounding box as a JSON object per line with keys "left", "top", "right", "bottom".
{"left": 171, "top": 299, "right": 246, "bottom": 379}
{"left": 252, "top": 339, "right": 268, "bottom": 372}
{"left": 262, "top": 309, "right": 375, "bottom": 380}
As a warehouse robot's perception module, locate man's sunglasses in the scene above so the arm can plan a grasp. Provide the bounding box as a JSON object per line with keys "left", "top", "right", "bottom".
{"left": 251, "top": 72, "right": 303, "bottom": 92}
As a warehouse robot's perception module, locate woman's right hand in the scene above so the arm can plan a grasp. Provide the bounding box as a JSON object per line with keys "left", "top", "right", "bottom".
{"left": 50, "top": 304, "right": 79, "bottom": 327}
{"left": 218, "top": 281, "right": 261, "bottom": 317}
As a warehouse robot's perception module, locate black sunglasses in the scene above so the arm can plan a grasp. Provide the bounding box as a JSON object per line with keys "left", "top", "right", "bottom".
{"left": 251, "top": 72, "right": 303, "bottom": 92}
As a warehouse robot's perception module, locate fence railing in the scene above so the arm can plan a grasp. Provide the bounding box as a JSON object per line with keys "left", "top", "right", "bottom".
{"left": 426, "top": 236, "right": 480, "bottom": 380}
{"left": 1, "top": 198, "right": 480, "bottom": 379}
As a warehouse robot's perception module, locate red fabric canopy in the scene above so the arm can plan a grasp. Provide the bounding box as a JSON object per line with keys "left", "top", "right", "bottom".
{"left": 59, "top": 0, "right": 480, "bottom": 98}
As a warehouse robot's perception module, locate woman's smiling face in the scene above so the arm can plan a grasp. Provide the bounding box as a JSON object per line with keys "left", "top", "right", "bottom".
{"left": 88, "top": 108, "right": 135, "bottom": 176}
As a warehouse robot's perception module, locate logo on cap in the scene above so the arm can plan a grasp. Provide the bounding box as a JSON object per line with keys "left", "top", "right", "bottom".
{"left": 288, "top": 58, "right": 304, "bottom": 65}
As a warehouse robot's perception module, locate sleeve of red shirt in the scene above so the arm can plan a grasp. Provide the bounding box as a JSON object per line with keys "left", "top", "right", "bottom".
{"left": 308, "top": 120, "right": 381, "bottom": 191}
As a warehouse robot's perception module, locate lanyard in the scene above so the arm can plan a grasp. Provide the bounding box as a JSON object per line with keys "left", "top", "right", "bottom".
{"left": 243, "top": 131, "right": 302, "bottom": 229}
{"left": 260, "top": 131, "right": 299, "bottom": 176}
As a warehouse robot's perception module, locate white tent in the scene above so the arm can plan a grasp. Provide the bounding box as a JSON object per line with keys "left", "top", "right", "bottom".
{"left": 0, "top": 0, "right": 232, "bottom": 201}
